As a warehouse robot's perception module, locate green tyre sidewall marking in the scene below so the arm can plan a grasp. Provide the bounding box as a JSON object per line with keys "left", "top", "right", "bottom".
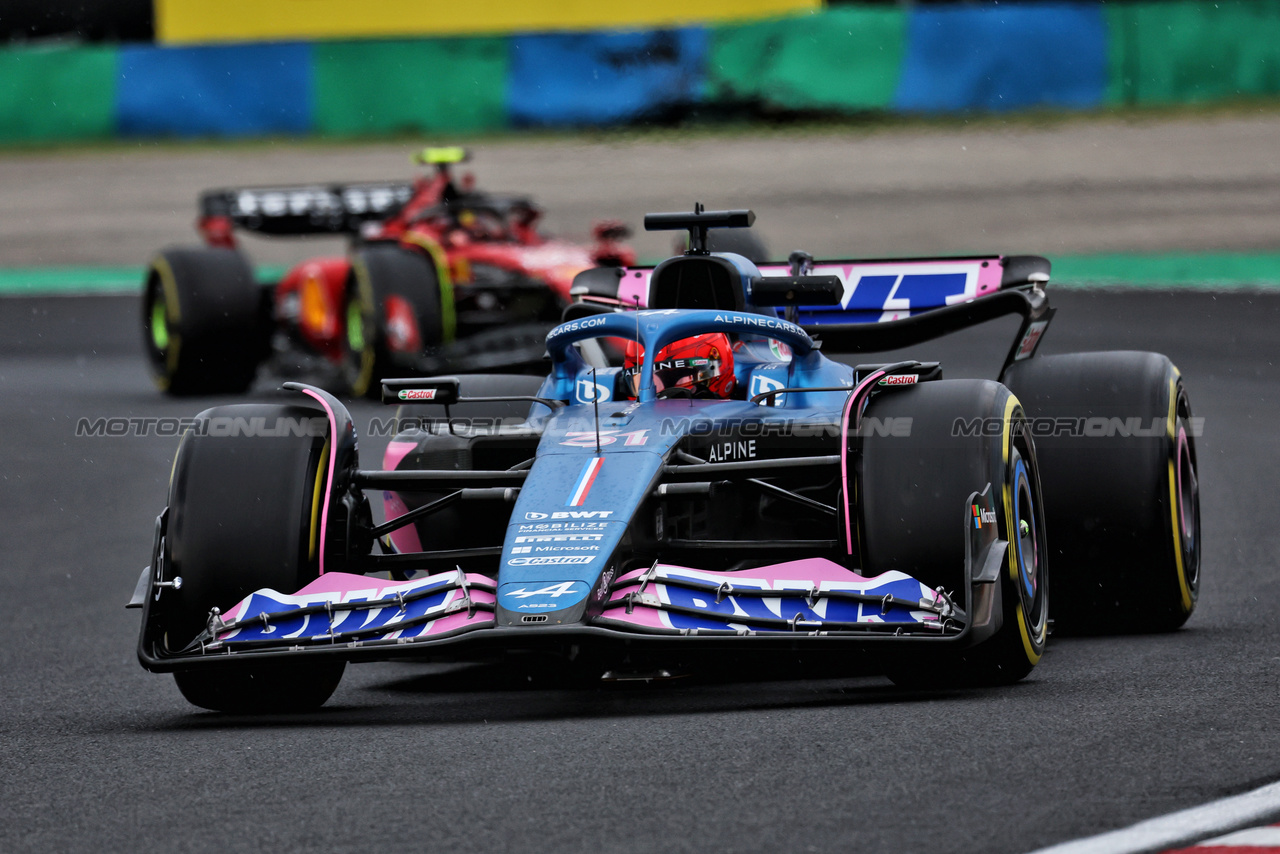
{"left": 150, "top": 298, "right": 169, "bottom": 351}
{"left": 345, "top": 297, "right": 365, "bottom": 353}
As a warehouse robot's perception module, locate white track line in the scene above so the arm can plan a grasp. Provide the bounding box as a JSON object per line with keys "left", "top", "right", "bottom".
{"left": 1027, "top": 780, "right": 1280, "bottom": 854}
{"left": 1197, "top": 825, "right": 1280, "bottom": 846}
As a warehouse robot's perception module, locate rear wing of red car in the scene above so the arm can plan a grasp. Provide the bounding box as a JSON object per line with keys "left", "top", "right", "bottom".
{"left": 199, "top": 182, "right": 416, "bottom": 236}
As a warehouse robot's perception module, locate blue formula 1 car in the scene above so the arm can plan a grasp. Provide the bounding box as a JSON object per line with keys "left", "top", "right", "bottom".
{"left": 130, "top": 208, "right": 1200, "bottom": 712}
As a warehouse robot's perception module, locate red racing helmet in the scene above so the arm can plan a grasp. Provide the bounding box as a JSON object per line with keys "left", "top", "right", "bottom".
{"left": 622, "top": 333, "right": 735, "bottom": 399}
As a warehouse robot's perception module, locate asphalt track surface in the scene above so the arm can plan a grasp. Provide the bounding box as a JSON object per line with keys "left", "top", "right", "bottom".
{"left": 2, "top": 285, "right": 1279, "bottom": 854}
{"left": 3, "top": 115, "right": 1280, "bottom": 853}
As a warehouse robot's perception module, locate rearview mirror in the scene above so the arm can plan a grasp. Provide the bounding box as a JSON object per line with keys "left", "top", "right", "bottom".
{"left": 381, "top": 377, "right": 461, "bottom": 406}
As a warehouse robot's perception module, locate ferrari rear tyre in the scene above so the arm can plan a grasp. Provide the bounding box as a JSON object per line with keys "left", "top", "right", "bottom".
{"left": 859, "top": 380, "right": 1049, "bottom": 687}
{"left": 162, "top": 402, "right": 344, "bottom": 712}
{"left": 343, "top": 243, "right": 446, "bottom": 398}
{"left": 143, "top": 247, "right": 266, "bottom": 395}
{"left": 1001, "top": 351, "right": 1199, "bottom": 633}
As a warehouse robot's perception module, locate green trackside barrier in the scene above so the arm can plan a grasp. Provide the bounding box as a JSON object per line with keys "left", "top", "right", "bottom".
{"left": 0, "top": 43, "right": 117, "bottom": 143}
{"left": 313, "top": 38, "right": 509, "bottom": 135}
{"left": 1107, "top": 0, "right": 1280, "bottom": 106}
{"left": 8, "top": 258, "right": 1280, "bottom": 297}
{"left": 705, "top": 7, "right": 907, "bottom": 112}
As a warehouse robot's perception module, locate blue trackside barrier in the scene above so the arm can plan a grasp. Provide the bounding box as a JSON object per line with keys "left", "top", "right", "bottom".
{"left": 894, "top": 3, "right": 1108, "bottom": 113}
{"left": 117, "top": 42, "right": 313, "bottom": 137}
{"left": 3, "top": 3, "right": 1278, "bottom": 144}
{"left": 507, "top": 28, "right": 709, "bottom": 126}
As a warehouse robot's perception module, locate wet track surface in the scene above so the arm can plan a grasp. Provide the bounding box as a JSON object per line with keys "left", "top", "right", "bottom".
{"left": 2, "top": 290, "right": 1278, "bottom": 853}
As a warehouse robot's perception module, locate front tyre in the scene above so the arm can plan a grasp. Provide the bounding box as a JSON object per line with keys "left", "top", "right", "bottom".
{"left": 953, "top": 442, "right": 1050, "bottom": 685}
{"left": 174, "top": 660, "right": 345, "bottom": 715}
{"left": 857, "top": 380, "right": 1049, "bottom": 686}
{"left": 163, "top": 402, "right": 344, "bottom": 712}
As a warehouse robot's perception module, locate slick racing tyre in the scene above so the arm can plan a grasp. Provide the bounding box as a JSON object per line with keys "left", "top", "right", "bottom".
{"left": 1001, "top": 351, "right": 1199, "bottom": 633}
{"left": 343, "top": 242, "right": 448, "bottom": 398}
{"left": 144, "top": 247, "right": 268, "bottom": 395}
{"left": 163, "top": 403, "right": 344, "bottom": 712}
{"left": 859, "top": 380, "right": 1049, "bottom": 687}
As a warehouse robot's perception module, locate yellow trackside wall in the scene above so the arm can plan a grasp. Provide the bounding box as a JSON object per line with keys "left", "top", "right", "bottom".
{"left": 154, "top": 0, "right": 821, "bottom": 44}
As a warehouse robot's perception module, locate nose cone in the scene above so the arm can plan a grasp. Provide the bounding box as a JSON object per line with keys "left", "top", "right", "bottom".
{"left": 495, "top": 408, "right": 676, "bottom": 626}
{"left": 496, "top": 450, "right": 659, "bottom": 626}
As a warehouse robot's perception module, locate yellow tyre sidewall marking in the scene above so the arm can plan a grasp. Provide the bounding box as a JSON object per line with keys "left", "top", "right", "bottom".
{"left": 398, "top": 234, "right": 457, "bottom": 343}
{"left": 1165, "top": 369, "right": 1194, "bottom": 613}
{"left": 309, "top": 439, "right": 331, "bottom": 564}
{"left": 1003, "top": 392, "right": 1044, "bottom": 665}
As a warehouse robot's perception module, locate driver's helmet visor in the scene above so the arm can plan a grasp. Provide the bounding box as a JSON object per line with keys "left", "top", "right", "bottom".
{"left": 626, "top": 356, "right": 720, "bottom": 396}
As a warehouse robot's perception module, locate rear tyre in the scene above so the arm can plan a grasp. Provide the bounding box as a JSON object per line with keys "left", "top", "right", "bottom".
{"left": 143, "top": 247, "right": 266, "bottom": 395}
{"left": 858, "top": 380, "right": 1049, "bottom": 687}
{"left": 1001, "top": 351, "right": 1199, "bottom": 633}
{"left": 342, "top": 243, "right": 446, "bottom": 398}
{"left": 163, "top": 403, "right": 344, "bottom": 712}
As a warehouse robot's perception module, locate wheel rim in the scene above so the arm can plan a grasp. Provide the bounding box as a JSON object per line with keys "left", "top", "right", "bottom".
{"left": 1012, "top": 456, "right": 1047, "bottom": 636}
{"left": 345, "top": 298, "right": 366, "bottom": 353}
{"left": 342, "top": 288, "right": 377, "bottom": 397}
{"left": 150, "top": 298, "right": 169, "bottom": 351}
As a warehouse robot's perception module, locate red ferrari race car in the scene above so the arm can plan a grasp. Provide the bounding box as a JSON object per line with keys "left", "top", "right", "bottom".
{"left": 142, "top": 147, "right": 635, "bottom": 396}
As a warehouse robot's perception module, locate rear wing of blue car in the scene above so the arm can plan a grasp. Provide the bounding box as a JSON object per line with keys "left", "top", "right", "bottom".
{"left": 572, "top": 252, "right": 1053, "bottom": 370}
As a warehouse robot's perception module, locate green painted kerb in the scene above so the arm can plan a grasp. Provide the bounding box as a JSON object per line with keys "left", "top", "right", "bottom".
{"left": 0, "top": 265, "right": 290, "bottom": 296}
{"left": 1052, "top": 253, "right": 1280, "bottom": 288}
{"left": 0, "top": 267, "right": 142, "bottom": 295}
{"left": 5, "top": 256, "right": 1280, "bottom": 297}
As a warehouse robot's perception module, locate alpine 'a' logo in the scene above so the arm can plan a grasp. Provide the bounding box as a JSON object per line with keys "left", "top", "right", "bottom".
{"left": 507, "top": 581, "right": 581, "bottom": 599}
